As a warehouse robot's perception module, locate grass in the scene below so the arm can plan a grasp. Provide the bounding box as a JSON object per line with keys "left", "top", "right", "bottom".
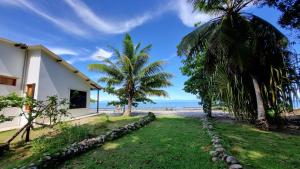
{"left": 61, "top": 116, "right": 225, "bottom": 169}
{"left": 4, "top": 113, "right": 297, "bottom": 169}
{"left": 213, "top": 120, "right": 300, "bottom": 169}
{"left": 0, "top": 114, "right": 140, "bottom": 169}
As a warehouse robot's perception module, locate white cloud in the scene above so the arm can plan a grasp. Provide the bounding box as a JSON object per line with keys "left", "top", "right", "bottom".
{"left": 171, "top": 0, "right": 213, "bottom": 27}
{"left": 0, "top": 0, "right": 88, "bottom": 37}
{"left": 49, "top": 47, "right": 78, "bottom": 56}
{"left": 64, "top": 0, "right": 155, "bottom": 34}
{"left": 90, "top": 48, "right": 113, "bottom": 61}
{"left": 68, "top": 48, "right": 113, "bottom": 64}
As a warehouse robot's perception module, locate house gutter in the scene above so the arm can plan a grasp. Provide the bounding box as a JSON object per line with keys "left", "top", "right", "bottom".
{"left": 19, "top": 44, "right": 29, "bottom": 95}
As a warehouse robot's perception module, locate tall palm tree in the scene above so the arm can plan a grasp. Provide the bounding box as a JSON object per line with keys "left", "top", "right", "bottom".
{"left": 178, "top": 0, "right": 299, "bottom": 129}
{"left": 89, "top": 34, "right": 172, "bottom": 116}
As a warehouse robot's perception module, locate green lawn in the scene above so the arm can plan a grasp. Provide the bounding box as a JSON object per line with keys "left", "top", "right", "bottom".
{"left": 60, "top": 116, "right": 224, "bottom": 169}
{"left": 214, "top": 120, "right": 300, "bottom": 169}
{"left": 0, "top": 114, "right": 140, "bottom": 169}
{"left": 3, "top": 114, "right": 298, "bottom": 169}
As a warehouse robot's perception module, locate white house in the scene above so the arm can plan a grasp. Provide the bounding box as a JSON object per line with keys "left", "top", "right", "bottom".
{"left": 0, "top": 37, "right": 101, "bottom": 131}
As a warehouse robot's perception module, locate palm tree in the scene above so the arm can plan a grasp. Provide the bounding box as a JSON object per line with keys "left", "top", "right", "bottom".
{"left": 178, "top": 0, "right": 299, "bottom": 129}
{"left": 89, "top": 34, "right": 172, "bottom": 116}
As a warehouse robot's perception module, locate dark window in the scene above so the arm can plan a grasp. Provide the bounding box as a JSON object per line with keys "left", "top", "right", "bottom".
{"left": 70, "top": 90, "right": 87, "bottom": 109}
{"left": 0, "top": 75, "right": 16, "bottom": 86}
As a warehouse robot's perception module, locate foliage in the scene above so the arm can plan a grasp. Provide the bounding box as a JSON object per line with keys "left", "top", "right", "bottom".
{"left": 31, "top": 123, "right": 90, "bottom": 155}
{"left": 0, "top": 93, "right": 69, "bottom": 143}
{"left": 181, "top": 53, "right": 214, "bottom": 117}
{"left": 0, "top": 93, "right": 23, "bottom": 123}
{"left": 260, "top": 0, "right": 300, "bottom": 38}
{"left": 89, "top": 34, "right": 172, "bottom": 115}
{"left": 178, "top": 0, "right": 300, "bottom": 123}
{"left": 42, "top": 95, "right": 69, "bottom": 126}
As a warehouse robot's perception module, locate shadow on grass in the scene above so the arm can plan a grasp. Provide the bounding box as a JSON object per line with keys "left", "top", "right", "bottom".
{"left": 213, "top": 121, "right": 300, "bottom": 169}
{"left": 59, "top": 117, "right": 225, "bottom": 169}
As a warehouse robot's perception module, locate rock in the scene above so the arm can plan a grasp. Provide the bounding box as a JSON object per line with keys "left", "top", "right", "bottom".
{"left": 229, "top": 164, "right": 243, "bottom": 169}
{"left": 215, "top": 147, "right": 225, "bottom": 153}
{"left": 209, "top": 151, "right": 217, "bottom": 156}
{"left": 44, "top": 155, "right": 51, "bottom": 160}
{"left": 226, "top": 156, "right": 239, "bottom": 164}
{"left": 222, "top": 154, "right": 228, "bottom": 161}
{"left": 212, "top": 157, "right": 218, "bottom": 162}
{"left": 214, "top": 144, "right": 222, "bottom": 148}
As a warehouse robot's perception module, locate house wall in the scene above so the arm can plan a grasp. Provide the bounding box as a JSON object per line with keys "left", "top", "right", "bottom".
{"left": 25, "top": 49, "right": 41, "bottom": 99}
{"left": 36, "top": 51, "right": 91, "bottom": 119}
{"left": 0, "top": 43, "right": 25, "bottom": 131}
{"left": 0, "top": 42, "right": 25, "bottom": 95}
{"left": 0, "top": 44, "right": 94, "bottom": 131}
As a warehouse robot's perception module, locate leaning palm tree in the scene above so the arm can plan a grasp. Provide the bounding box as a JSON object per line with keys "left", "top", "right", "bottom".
{"left": 89, "top": 34, "right": 172, "bottom": 116}
{"left": 178, "top": 0, "right": 299, "bottom": 129}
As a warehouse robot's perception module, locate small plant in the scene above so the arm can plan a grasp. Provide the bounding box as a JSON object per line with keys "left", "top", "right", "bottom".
{"left": 31, "top": 123, "right": 90, "bottom": 155}
{"left": 0, "top": 94, "right": 69, "bottom": 143}
{"left": 104, "top": 114, "right": 111, "bottom": 123}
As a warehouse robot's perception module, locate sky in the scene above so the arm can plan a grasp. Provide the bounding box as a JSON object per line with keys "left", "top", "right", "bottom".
{"left": 0, "top": 0, "right": 299, "bottom": 101}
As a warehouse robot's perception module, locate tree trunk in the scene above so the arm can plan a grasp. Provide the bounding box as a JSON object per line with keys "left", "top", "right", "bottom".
{"left": 124, "top": 97, "right": 132, "bottom": 116}
{"left": 25, "top": 124, "right": 31, "bottom": 142}
{"left": 203, "top": 97, "right": 212, "bottom": 118}
{"left": 252, "top": 76, "right": 269, "bottom": 130}
{"left": 6, "top": 123, "right": 29, "bottom": 144}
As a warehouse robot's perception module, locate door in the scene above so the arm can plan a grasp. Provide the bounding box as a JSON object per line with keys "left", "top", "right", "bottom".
{"left": 25, "top": 84, "right": 35, "bottom": 111}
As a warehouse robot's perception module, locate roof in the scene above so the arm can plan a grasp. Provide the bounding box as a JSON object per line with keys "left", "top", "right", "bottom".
{"left": 0, "top": 37, "right": 102, "bottom": 90}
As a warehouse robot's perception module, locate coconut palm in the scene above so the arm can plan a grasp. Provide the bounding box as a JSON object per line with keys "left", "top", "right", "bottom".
{"left": 178, "top": 0, "right": 299, "bottom": 129}
{"left": 89, "top": 34, "right": 172, "bottom": 116}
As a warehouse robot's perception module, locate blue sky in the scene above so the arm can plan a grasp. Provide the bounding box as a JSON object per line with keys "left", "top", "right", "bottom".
{"left": 0, "top": 0, "right": 299, "bottom": 101}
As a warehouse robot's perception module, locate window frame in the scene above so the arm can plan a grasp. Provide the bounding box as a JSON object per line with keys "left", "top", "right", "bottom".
{"left": 69, "top": 89, "right": 87, "bottom": 109}
{"left": 0, "top": 75, "right": 17, "bottom": 86}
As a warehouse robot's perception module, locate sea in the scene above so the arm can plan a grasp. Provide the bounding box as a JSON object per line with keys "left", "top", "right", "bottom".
{"left": 90, "top": 100, "right": 201, "bottom": 110}
{"left": 90, "top": 99, "right": 300, "bottom": 110}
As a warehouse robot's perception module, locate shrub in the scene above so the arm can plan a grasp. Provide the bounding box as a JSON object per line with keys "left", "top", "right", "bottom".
{"left": 31, "top": 123, "right": 90, "bottom": 155}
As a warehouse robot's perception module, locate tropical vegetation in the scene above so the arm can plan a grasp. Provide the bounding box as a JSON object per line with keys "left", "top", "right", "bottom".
{"left": 0, "top": 94, "right": 68, "bottom": 143}
{"left": 89, "top": 34, "right": 172, "bottom": 116}
{"left": 178, "top": 0, "right": 300, "bottom": 129}
{"left": 260, "top": 0, "right": 300, "bottom": 38}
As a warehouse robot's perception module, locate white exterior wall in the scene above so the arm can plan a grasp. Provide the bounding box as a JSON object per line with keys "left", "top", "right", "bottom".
{"left": 25, "top": 49, "right": 41, "bottom": 99}
{"left": 37, "top": 51, "right": 91, "bottom": 119}
{"left": 0, "top": 43, "right": 94, "bottom": 131}
{"left": 0, "top": 43, "right": 25, "bottom": 131}
{"left": 0, "top": 43, "right": 25, "bottom": 95}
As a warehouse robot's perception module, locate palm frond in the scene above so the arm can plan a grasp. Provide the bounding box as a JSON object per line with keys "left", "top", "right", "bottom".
{"left": 123, "top": 33, "right": 135, "bottom": 59}
{"left": 141, "top": 61, "right": 165, "bottom": 77}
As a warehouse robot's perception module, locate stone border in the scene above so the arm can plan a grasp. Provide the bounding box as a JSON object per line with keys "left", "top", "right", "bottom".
{"left": 17, "top": 112, "right": 156, "bottom": 169}
{"left": 202, "top": 116, "right": 243, "bottom": 169}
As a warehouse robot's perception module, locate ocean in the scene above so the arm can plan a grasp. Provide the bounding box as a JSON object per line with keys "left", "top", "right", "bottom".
{"left": 90, "top": 100, "right": 201, "bottom": 110}
{"left": 90, "top": 99, "right": 300, "bottom": 110}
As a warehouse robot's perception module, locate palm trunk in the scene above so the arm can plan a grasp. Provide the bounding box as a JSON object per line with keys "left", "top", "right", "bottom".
{"left": 252, "top": 76, "right": 269, "bottom": 130}
{"left": 124, "top": 97, "right": 132, "bottom": 116}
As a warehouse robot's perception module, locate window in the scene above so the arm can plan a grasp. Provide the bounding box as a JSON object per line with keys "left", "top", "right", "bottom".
{"left": 0, "top": 75, "right": 16, "bottom": 86}
{"left": 70, "top": 90, "right": 87, "bottom": 109}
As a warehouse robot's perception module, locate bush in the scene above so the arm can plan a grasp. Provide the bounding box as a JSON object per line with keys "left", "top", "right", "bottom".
{"left": 31, "top": 123, "right": 90, "bottom": 155}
